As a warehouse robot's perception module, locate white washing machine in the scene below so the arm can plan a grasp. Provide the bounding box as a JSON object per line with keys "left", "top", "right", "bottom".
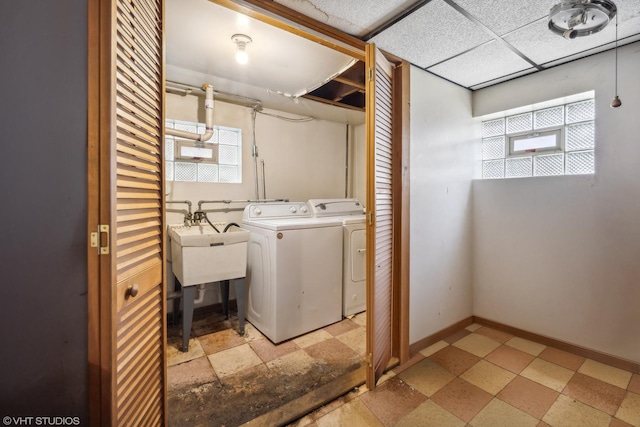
{"left": 309, "top": 199, "right": 367, "bottom": 317}
{"left": 241, "top": 202, "right": 343, "bottom": 343}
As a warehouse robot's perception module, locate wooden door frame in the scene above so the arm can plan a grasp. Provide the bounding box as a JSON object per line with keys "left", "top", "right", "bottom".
{"left": 87, "top": 1, "right": 410, "bottom": 421}
{"left": 87, "top": 0, "right": 101, "bottom": 424}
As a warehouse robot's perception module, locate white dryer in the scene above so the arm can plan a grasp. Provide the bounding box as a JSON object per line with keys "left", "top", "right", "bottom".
{"left": 309, "top": 199, "right": 366, "bottom": 316}
{"left": 241, "top": 202, "right": 343, "bottom": 343}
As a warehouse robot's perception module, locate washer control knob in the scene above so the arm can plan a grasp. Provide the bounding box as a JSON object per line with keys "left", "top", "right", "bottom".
{"left": 300, "top": 205, "right": 308, "bottom": 213}
{"left": 254, "top": 207, "right": 262, "bottom": 216}
{"left": 289, "top": 206, "right": 297, "bottom": 213}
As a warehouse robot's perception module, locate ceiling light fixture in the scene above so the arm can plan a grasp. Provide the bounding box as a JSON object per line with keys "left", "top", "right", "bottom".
{"left": 548, "top": 0, "right": 617, "bottom": 39}
{"left": 232, "top": 34, "right": 252, "bottom": 65}
{"left": 611, "top": 10, "right": 622, "bottom": 108}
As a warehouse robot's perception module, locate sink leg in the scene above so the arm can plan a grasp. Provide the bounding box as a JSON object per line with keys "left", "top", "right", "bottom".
{"left": 173, "top": 276, "right": 182, "bottom": 326}
{"left": 234, "top": 278, "right": 246, "bottom": 336}
{"left": 221, "top": 280, "right": 230, "bottom": 319}
{"left": 181, "top": 285, "right": 196, "bottom": 352}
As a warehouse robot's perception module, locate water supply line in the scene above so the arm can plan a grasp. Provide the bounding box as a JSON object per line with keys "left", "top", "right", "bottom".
{"left": 166, "top": 283, "right": 207, "bottom": 304}
{"left": 165, "top": 84, "right": 215, "bottom": 142}
{"left": 197, "top": 199, "right": 288, "bottom": 211}
{"left": 166, "top": 200, "right": 193, "bottom": 226}
{"left": 345, "top": 122, "right": 349, "bottom": 198}
{"left": 261, "top": 159, "right": 267, "bottom": 200}
{"left": 251, "top": 107, "right": 260, "bottom": 200}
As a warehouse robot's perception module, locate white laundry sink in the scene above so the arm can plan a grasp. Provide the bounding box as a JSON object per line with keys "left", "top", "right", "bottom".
{"left": 168, "top": 224, "right": 249, "bottom": 286}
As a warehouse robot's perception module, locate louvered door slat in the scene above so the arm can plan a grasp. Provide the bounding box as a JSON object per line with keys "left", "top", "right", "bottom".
{"left": 117, "top": 93, "right": 159, "bottom": 128}
{"left": 118, "top": 228, "right": 161, "bottom": 246}
{"left": 117, "top": 163, "right": 160, "bottom": 182}
{"left": 117, "top": 70, "right": 159, "bottom": 113}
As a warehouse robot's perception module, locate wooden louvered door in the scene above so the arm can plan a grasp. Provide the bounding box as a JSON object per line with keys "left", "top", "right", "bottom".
{"left": 89, "top": 0, "right": 167, "bottom": 424}
{"left": 365, "top": 44, "right": 395, "bottom": 389}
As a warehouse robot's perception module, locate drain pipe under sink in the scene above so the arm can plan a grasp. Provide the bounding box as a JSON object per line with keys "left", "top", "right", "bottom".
{"left": 192, "top": 283, "right": 207, "bottom": 305}
{"left": 166, "top": 84, "right": 215, "bottom": 141}
{"left": 166, "top": 283, "right": 206, "bottom": 304}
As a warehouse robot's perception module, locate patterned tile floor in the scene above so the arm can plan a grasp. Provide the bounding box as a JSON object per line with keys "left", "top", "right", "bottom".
{"left": 289, "top": 323, "right": 640, "bottom": 427}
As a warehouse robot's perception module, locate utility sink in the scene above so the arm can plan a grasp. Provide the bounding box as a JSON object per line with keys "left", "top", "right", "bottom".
{"left": 168, "top": 224, "right": 249, "bottom": 286}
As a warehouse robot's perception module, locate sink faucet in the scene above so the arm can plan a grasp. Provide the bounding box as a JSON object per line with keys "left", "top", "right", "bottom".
{"left": 166, "top": 200, "right": 193, "bottom": 227}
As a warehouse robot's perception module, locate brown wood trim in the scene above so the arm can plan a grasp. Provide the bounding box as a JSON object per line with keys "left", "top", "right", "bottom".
{"left": 333, "top": 76, "right": 365, "bottom": 90}
{"left": 209, "top": 0, "right": 365, "bottom": 61}
{"left": 301, "top": 94, "right": 365, "bottom": 111}
{"left": 392, "top": 60, "right": 411, "bottom": 365}
{"left": 242, "top": 366, "right": 366, "bottom": 427}
{"left": 87, "top": 0, "right": 101, "bottom": 425}
{"left": 409, "top": 316, "right": 475, "bottom": 356}
{"left": 473, "top": 317, "right": 640, "bottom": 374}
{"left": 99, "top": 0, "right": 116, "bottom": 422}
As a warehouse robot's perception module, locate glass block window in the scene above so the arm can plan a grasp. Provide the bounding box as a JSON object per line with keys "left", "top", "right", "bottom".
{"left": 165, "top": 119, "right": 242, "bottom": 183}
{"left": 480, "top": 97, "right": 595, "bottom": 179}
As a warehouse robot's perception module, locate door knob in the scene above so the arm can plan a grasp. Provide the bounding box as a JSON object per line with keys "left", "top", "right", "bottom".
{"left": 126, "top": 284, "right": 139, "bottom": 298}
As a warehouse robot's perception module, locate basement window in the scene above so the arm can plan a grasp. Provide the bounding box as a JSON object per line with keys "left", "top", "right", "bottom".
{"left": 165, "top": 119, "right": 242, "bottom": 183}
{"left": 480, "top": 94, "right": 595, "bottom": 179}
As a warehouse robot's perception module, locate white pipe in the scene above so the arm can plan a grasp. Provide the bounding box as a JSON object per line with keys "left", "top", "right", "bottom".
{"left": 251, "top": 108, "right": 260, "bottom": 201}
{"left": 166, "top": 85, "right": 215, "bottom": 142}
{"left": 193, "top": 283, "right": 207, "bottom": 305}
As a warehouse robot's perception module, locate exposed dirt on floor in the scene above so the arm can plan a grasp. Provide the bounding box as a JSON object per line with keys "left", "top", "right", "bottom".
{"left": 168, "top": 357, "right": 362, "bottom": 427}
{"left": 167, "top": 307, "right": 363, "bottom": 426}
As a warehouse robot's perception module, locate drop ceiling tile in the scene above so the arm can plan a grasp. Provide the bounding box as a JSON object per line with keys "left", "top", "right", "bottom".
{"left": 452, "top": 0, "right": 552, "bottom": 36}
{"left": 371, "top": 1, "right": 493, "bottom": 68}
{"left": 504, "top": 18, "right": 619, "bottom": 65}
{"left": 428, "top": 40, "right": 533, "bottom": 88}
{"left": 470, "top": 67, "right": 538, "bottom": 90}
{"left": 274, "top": 0, "right": 416, "bottom": 37}
{"left": 616, "top": 0, "right": 640, "bottom": 38}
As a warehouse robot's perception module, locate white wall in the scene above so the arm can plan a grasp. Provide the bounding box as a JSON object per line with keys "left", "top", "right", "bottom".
{"left": 166, "top": 93, "right": 349, "bottom": 224}
{"left": 166, "top": 92, "right": 350, "bottom": 307}
{"left": 409, "top": 66, "right": 476, "bottom": 344}
{"left": 473, "top": 42, "right": 640, "bottom": 363}
{"left": 352, "top": 123, "right": 366, "bottom": 205}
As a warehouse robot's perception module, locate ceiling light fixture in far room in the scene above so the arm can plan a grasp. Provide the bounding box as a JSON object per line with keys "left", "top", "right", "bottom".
{"left": 611, "top": 10, "right": 622, "bottom": 108}
{"left": 232, "top": 34, "right": 252, "bottom": 64}
{"left": 548, "top": 0, "right": 617, "bottom": 39}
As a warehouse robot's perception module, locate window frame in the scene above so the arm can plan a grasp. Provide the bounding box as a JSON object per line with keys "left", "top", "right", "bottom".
{"left": 508, "top": 127, "right": 563, "bottom": 157}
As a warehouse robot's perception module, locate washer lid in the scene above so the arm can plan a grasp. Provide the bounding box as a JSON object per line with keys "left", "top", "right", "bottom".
{"left": 242, "top": 216, "right": 342, "bottom": 231}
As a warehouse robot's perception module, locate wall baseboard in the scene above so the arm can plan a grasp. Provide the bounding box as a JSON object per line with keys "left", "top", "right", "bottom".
{"left": 409, "top": 316, "right": 474, "bottom": 355}
{"left": 409, "top": 315, "right": 638, "bottom": 374}
{"left": 473, "top": 316, "right": 640, "bottom": 374}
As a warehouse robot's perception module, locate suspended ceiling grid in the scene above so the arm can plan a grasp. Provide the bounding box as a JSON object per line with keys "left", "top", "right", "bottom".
{"left": 275, "top": 0, "right": 640, "bottom": 89}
